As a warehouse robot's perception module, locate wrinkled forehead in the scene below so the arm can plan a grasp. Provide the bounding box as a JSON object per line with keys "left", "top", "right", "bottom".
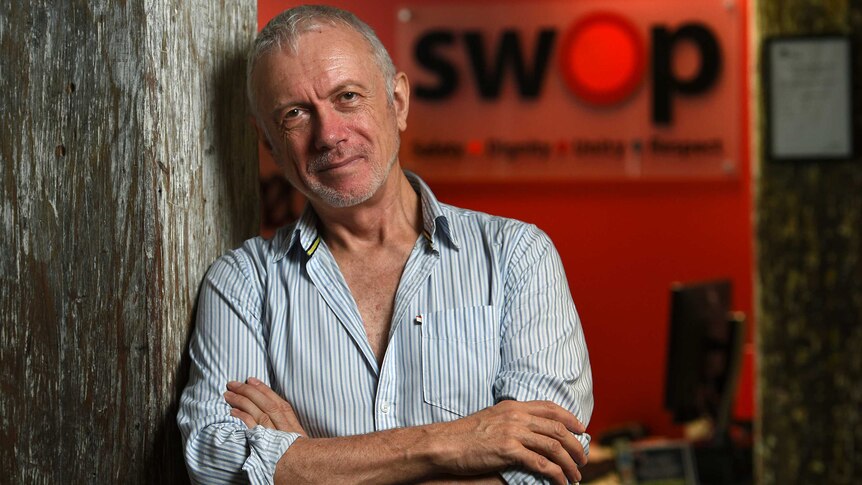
{"left": 250, "top": 27, "right": 386, "bottom": 112}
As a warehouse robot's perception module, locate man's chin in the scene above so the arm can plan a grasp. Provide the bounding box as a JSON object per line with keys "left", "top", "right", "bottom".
{"left": 306, "top": 165, "right": 394, "bottom": 209}
{"left": 310, "top": 183, "right": 377, "bottom": 209}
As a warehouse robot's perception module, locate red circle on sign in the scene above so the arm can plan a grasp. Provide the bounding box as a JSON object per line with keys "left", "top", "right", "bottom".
{"left": 559, "top": 12, "right": 646, "bottom": 105}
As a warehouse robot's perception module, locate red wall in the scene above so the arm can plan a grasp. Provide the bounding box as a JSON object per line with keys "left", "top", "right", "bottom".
{"left": 257, "top": 0, "right": 753, "bottom": 439}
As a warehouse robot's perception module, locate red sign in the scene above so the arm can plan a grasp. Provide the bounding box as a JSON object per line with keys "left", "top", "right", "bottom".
{"left": 395, "top": 1, "right": 741, "bottom": 181}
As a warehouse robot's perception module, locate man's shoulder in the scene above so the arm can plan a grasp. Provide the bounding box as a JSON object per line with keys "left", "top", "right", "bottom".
{"left": 438, "top": 201, "right": 552, "bottom": 248}
{"left": 410, "top": 171, "right": 541, "bottom": 242}
{"left": 208, "top": 222, "right": 299, "bottom": 280}
{"left": 436, "top": 202, "right": 562, "bottom": 290}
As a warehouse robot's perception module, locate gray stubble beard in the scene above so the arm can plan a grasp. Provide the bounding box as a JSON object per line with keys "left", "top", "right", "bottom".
{"left": 306, "top": 136, "right": 400, "bottom": 209}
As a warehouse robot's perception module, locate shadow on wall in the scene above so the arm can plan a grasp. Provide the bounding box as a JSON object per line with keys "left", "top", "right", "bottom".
{"left": 146, "top": 304, "right": 194, "bottom": 485}
{"left": 214, "top": 48, "right": 261, "bottom": 245}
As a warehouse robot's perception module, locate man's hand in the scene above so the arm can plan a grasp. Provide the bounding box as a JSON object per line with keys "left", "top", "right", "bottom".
{"left": 425, "top": 400, "right": 588, "bottom": 484}
{"left": 224, "top": 378, "right": 307, "bottom": 436}
{"left": 224, "top": 379, "right": 587, "bottom": 485}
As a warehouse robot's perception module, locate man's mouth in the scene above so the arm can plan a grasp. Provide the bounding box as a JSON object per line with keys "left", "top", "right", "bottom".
{"left": 312, "top": 155, "right": 362, "bottom": 173}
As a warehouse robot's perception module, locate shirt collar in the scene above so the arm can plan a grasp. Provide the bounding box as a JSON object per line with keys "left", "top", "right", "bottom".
{"left": 277, "top": 170, "right": 460, "bottom": 259}
{"left": 280, "top": 203, "right": 322, "bottom": 260}
{"left": 405, "top": 170, "right": 460, "bottom": 250}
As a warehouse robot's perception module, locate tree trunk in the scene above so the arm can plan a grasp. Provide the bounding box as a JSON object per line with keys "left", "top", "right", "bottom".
{"left": 754, "top": 0, "right": 862, "bottom": 483}
{"left": 0, "top": 1, "right": 258, "bottom": 482}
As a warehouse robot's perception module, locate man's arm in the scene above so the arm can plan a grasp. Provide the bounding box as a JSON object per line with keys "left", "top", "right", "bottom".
{"left": 225, "top": 378, "right": 587, "bottom": 485}
{"left": 177, "top": 249, "right": 303, "bottom": 484}
{"left": 493, "top": 225, "right": 595, "bottom": 485}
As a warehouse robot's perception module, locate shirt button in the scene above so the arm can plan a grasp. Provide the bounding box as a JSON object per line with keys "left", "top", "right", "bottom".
{"left": 380, "top": 401, "right": 390, "bottom": 413}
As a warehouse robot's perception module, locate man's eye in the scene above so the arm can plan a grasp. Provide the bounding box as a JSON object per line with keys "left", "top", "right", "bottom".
{"left": 281, "top": 109, "right": 304, "bottom": 128}
{"left": 341, "top": 92, "right": 357, "bottom": 101}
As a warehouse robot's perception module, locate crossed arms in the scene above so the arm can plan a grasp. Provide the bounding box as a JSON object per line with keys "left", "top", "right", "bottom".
{"left": 225, "top": 377, "right": 588, "bottom": 484}
{"left": 178, "top": 224, "right": 593, "bottom": 484}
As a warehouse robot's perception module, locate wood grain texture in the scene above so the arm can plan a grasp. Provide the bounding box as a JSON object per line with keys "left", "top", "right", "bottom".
{"left": 0, "top": 1, "right": 258, "bottom": 482}
{"left": 754, "top": 0, "right": 862, "bottom": 483}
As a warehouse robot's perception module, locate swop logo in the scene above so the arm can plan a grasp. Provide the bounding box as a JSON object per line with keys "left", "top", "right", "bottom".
{"left": 411, "top": 11, "right": 722, "bottom": 125}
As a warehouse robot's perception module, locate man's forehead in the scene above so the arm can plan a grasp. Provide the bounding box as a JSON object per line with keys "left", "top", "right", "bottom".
{"left": 252, "top": 26, "right": 382, "bottom": 111}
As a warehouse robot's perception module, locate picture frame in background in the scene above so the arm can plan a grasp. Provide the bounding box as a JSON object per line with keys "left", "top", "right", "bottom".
{"left": 764, "top": 35, "right": 853, "bottom": 161}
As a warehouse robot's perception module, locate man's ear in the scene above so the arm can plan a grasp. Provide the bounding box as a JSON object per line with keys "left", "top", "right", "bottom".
{"left": 392, "top": 72, "right": 410, "bottom": 132}
{"left": 249, "top": 115, "right": 274, "bottom": 155}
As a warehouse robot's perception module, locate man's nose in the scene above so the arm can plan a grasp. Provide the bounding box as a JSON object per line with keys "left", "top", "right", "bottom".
{"left": 313, "top": 107, "right": 348, "bottom": 151}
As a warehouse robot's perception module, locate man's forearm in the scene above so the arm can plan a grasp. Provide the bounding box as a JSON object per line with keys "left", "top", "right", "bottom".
{"left": 274, "top": 424, "right": 440, "bottom": 484}
{"left": 275, "top": 422, "right": 505, "bottom": 484}
{"left": 270, "top": 401, "right": 585, "bottom": 485}
{"left": 228, "top": 380, "right": 586, "bottom": 485}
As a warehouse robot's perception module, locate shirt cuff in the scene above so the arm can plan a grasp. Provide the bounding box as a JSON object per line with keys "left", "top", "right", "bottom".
{"left": 241, "top": 425, "right": 303, "bottom": 485}
{"left": 500, "top": 467, "right": 551, "bottom": 484}
{"left": 577, "top": 432, "right": 592, "bottom": 457}
{"left": 498, "top": 433, "right": 591, "bottom": 485}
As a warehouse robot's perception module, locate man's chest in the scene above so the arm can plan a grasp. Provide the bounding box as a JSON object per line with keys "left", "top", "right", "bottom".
{"left": 262, "top": 247, "right": 506, "bottom": 437}
{"left": 268, "top": 298, "right": 503, "bottom": 439}
{"left": 267, "top": 258, "right": 501, "bottom": 430}
{"left": 339, "top": 254, "right": 406, "bottom": 362}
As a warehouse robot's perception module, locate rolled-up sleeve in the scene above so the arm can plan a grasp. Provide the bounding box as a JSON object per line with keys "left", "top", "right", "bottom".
{"left": 178, "top": 249, "right": 301, "bottom": 484}
{"left": 495, "top": 227, "right": 594, "bottom": 485}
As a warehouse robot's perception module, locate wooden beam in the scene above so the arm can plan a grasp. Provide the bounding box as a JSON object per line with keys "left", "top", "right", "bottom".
{"left": 0, "top": 1, "right": 258, "bottom": 482}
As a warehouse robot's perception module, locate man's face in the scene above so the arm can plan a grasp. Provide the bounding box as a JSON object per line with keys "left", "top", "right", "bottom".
{"left": 251, "top": 25, "right": 409, "bottom": 209}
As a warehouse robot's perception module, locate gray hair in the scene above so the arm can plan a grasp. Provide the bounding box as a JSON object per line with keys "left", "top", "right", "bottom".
{"left": 246, "top": 5, "right": 396, "bottom": 114}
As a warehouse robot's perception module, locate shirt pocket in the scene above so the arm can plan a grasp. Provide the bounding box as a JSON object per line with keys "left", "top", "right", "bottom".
{"left": 420, "top": 305, "right": 501, "bottom": 417}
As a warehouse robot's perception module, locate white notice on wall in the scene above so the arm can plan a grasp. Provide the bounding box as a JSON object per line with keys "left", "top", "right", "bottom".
{"left": 769, "top": 37, "right": 852, "bottom": 159}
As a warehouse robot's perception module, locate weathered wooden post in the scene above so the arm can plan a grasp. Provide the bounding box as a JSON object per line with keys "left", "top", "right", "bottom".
{"left": 0, "top": 1, "right": 258, "bottom": 482}
{"left": 754, "top": 1, "right": 862, "bottom": 483}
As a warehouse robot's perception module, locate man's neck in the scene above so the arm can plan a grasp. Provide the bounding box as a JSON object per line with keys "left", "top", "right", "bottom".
{"left": 312, "top": 168, "right": 423, "bottom": 253}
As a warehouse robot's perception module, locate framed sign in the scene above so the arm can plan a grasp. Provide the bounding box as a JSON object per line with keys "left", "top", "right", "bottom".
{"left": 395, "top": 0, "right": 742, "bottom": 182}
{"left": 765, "top": 36, "right": 853, "bottom": 161}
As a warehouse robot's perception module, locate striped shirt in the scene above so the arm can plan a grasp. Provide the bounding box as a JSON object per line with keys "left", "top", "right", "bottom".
{"left": 178, "top": 172, "right": 593, "bottom": 484}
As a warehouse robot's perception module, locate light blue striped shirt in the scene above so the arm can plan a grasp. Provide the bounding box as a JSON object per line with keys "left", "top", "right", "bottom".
{"left": 178, "top": 172, "right": 593, "bottom": 484}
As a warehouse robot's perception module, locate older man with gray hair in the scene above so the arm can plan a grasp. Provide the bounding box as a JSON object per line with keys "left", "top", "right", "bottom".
{"left": 178, "top": 5, "right": 593, "bottom": 484}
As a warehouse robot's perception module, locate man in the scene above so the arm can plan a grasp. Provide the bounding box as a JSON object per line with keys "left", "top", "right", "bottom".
{"left": 178, "top": 5, "right": 593, "bottom": 485}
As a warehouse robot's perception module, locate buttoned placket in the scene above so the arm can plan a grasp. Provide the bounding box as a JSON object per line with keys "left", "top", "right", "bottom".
{"left": 373, "top": 233, "right": 441, "bottom": 430}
